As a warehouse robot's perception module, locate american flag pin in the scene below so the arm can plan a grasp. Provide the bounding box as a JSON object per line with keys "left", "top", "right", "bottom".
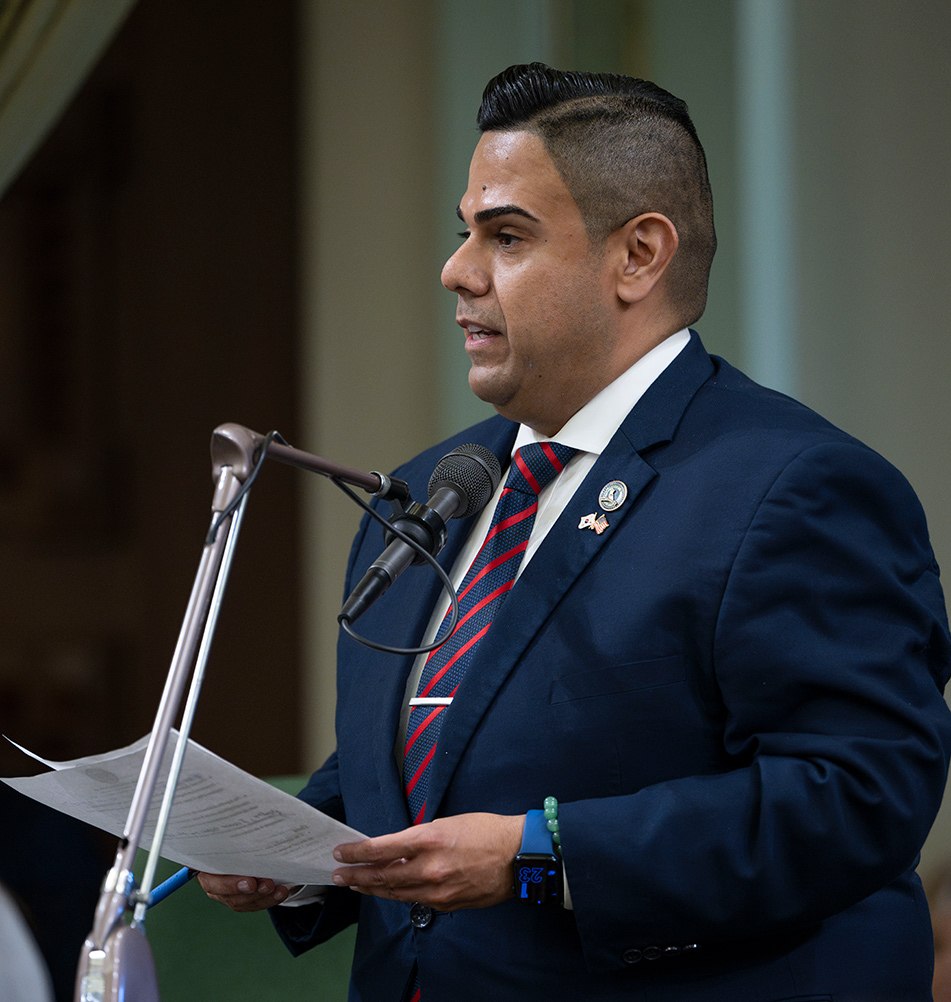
{"left": 578, "top": 513, "right": 609, "bottom": 534}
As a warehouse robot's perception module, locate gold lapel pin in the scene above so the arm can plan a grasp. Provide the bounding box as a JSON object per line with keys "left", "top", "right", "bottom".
{"left": 598, "top": 480, "right": 628, "bottom": 512}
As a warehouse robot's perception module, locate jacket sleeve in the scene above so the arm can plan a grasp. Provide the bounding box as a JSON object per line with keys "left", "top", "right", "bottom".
{"left": 562, "top": 440, "right": 951, "bottom": 970}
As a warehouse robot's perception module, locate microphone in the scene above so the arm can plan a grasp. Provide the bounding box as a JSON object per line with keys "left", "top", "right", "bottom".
{"left": 338, "top": 444, "right": 501, "bottom": 626}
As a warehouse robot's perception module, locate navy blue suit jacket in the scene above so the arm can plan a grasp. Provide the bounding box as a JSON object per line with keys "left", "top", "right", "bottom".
{"left": 274, "top": 333, "right": 951, "bottom": 1001}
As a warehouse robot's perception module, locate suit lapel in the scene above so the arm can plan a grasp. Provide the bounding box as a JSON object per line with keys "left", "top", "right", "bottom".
{"left": 422, "top": 333, "right": 715, "bottom": 820}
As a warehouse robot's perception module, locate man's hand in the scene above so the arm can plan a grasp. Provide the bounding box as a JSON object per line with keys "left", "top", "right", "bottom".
{"left": 331, "top": 812, "right": 524, "bottom": 911}
{"left": 196, "top": 873, "right": 292, "bottom": 912}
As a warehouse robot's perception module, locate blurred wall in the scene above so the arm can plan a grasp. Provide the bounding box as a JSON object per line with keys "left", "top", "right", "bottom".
{"left": 791, "top": 0, "right": 951, "bottom": 874}
{"left": 0, "top": 1, "right": 302, "bottom": 776}
{"left": 0, "top": 6, "right": 302, "bottom": 995}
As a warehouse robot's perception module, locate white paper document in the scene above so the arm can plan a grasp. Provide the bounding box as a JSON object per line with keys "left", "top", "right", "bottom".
{"left": 1, "top": 732, "right": 365, "bottom": 886}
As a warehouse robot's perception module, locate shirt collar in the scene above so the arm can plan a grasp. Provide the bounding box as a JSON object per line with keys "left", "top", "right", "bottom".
{"left": 513, "top": 328, "right": 691, "bottom": 457}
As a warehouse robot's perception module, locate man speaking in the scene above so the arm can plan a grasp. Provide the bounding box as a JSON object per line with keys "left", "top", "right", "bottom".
{"left": 200, "top": 64, "right": 951, "bottom": 1001}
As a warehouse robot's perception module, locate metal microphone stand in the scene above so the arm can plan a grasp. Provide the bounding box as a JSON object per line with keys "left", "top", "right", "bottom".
{"left": 74, "top": 424, "right": 402, "bottom": 1002}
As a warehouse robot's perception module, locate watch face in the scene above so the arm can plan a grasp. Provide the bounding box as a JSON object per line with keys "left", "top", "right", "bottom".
{"left": 516, "top": 862, "right": 553, "bottom": 887}
{"left": 514, "top": 853, "right": 563, "bottom": 905}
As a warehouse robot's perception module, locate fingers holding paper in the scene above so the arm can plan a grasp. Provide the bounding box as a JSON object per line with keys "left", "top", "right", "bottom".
{"left": 197, "top": 812, "right": 523, "bottom": 913}
{"left": 331, "top": 812, "right": 523, "bottom": 911}
{"left": 196, "top": 872, "right": 291, "bottom": 912}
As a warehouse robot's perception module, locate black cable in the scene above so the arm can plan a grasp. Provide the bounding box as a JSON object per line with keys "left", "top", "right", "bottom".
{"left": 205, "top": 430, "right": 287, "bottom": 545}
{"left": 205, "top": 429, "right": 457, "bottom": 655}
{"left": 331, "top": 477, "right": 459, "bottom": 656}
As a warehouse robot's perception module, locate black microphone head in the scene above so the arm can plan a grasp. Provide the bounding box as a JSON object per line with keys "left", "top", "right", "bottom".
{"left": 427, "top": 444, "right": 502, "bottom": 519}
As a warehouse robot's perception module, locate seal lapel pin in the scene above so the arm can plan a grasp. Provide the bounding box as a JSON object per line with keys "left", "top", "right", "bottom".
{"left": 598, "top": 480, "right": 628, "bottom": 512}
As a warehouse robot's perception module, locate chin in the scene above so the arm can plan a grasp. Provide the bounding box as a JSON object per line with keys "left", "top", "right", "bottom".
{"left": 468, "top": 372, "right": 514, "bottom": 412}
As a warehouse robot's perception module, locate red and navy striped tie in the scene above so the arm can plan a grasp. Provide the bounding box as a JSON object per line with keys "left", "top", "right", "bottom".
{"left": 402, "top": 441, "right": 576, "bottom": 825}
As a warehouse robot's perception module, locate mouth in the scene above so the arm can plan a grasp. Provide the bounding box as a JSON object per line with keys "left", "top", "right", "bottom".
{"left": 459, "top": 320, "right": 503, "bottom": 347}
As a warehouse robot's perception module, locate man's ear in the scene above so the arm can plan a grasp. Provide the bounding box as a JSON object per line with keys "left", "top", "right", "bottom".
{"left": 612, "top": 213, "right": 679, "bottom": 304}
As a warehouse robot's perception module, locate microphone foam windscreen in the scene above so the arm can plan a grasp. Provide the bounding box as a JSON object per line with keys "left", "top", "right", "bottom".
{"left": 427, "top": 444, "right": 502, "bottom": 519}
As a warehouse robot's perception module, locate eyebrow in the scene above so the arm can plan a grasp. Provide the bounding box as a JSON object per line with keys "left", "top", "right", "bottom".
{"left": 456, "top": 204, "right": 541, "bottom": 225}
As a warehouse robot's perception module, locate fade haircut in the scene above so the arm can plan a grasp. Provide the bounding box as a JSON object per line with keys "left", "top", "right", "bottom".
{"left": 478, "top": 63, "right": 717, "bottom": 327}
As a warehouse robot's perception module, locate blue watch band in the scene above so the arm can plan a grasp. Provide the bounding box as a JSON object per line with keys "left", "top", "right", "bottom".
{"left": 520, "top": 809, "right": 555, "bottom": 854}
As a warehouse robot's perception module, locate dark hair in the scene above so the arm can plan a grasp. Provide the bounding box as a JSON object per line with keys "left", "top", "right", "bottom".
{"left": 478, "top": 63, "right": 716, "bottom": 327}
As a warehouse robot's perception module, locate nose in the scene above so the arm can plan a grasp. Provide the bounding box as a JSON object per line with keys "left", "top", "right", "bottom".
{"left": 441, "top": 239, "right": 490, "bottom": 297}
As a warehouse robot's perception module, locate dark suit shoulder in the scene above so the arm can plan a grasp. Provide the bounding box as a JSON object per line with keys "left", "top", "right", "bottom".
{"left": 702, "top": 355, "right": 865, "bottom": 444}
{"left": 669, "top": 353, "right": 888, "bottom": 477}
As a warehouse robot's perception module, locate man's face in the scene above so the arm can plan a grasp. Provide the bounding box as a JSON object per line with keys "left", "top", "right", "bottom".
{"left": 441, "top": 130, "right": 622, "bottom": 436}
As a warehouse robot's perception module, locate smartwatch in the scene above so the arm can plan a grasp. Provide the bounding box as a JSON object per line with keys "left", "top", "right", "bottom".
{"left": 513, "top": 809, "right": 563, "bottom": 905}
